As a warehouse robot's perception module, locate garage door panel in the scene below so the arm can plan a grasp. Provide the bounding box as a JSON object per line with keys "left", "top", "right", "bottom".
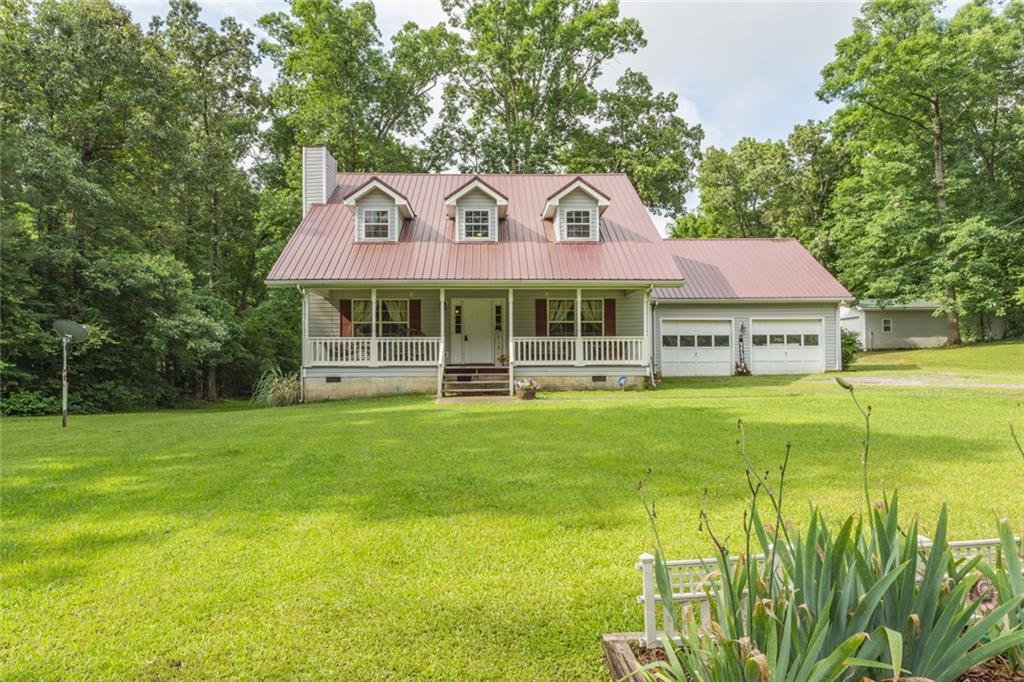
{"left": 661, "top": 320, "right": 732, "bottom": 377}
{"left": 751, "top": 319, "right": 824, "bottom": 375}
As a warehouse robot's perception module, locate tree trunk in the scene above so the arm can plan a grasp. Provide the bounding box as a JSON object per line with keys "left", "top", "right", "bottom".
{"left": 932, "top": 100, "right": 961, "bottom": 345}
{"left": 205, "top": 362, "right": 218, "bottom": 401}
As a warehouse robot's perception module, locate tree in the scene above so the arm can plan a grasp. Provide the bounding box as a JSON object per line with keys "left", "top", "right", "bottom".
{"left": 819, "top": 0, "right": 1024, "bottom": 343}
{"left": 259, "top": 0, "right": 461, "bottom": 172}
{"left": 672, "top": 121, "right": 848, "bottom": 264}
{"left": 562, "top": 70, "right": 703, "bottom": 215}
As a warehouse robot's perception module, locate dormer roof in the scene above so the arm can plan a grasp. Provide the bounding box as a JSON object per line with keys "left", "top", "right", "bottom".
{"left": 443, "top": 176, "right": 509, "bottom": 218}
{"left": 541, "top": 176, "right": 611, "bottom": 219}
{"left": 342, "top": 176, "right": 415, "bottom": 218}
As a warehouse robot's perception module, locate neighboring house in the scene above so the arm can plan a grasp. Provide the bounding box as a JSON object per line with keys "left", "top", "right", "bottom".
{"left": 266, "top": 147, "right": 852, "bottom": 400}
{"left": 840, "top": 300, "right": 949, "bottom": 350}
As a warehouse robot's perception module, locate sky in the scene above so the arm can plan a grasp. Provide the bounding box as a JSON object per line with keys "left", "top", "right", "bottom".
{"left": 122, "top": 0, "right": 872, "bottom": 222}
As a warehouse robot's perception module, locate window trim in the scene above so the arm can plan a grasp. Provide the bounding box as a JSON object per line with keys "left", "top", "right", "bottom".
{"left": 563, "top": 208, "right": 594, "bottom": 241}
{"left": 460, "top": 207, "right": 494, "bottom": 240}
{"left": 882, "top": 318, "right": 893, "bottom": 332}
{"left": 360, "top": 207, "right": 393, "bottom": 241}
{"left": 351, "top": 298, "right": 410, "bottom": 337}
{"left": 547, "top": 298, "right": 605, "bottom": 337}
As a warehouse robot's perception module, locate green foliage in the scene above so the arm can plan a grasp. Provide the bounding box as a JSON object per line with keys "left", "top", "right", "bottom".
{"left": 0, "top": 390, "right": 60, "bottom": 416}
{"left": 840, "top": 328, "right": 862, "bottom": 368}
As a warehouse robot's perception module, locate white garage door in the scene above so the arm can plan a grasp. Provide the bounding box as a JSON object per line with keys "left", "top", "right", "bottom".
{"left": 751, "top": 319, "right": 824, "bottom": 374}
{"left": 660, "top": 320, "right": 732, "bottom": 376}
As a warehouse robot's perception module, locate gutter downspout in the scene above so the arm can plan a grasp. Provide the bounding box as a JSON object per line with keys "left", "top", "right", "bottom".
{"left": 647, "top": 286, "right": 656, "bottom": 384}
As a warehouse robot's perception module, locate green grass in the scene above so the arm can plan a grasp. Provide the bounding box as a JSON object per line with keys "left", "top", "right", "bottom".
{"left": 3, "top": 341, "right": 1023, "bottom": 680}
{"left": 850, "top": 339, "right": 1024, "bottom": 377}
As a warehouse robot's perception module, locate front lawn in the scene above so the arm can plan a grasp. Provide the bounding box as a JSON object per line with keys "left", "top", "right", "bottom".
{"left": 3, "top": 341, "right": 1023, "bottom": 680}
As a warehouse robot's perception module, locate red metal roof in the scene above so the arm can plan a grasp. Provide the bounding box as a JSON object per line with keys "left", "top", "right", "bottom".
{"left": 267, "top": 173, "right": 684, "bottom": 284}
{"left": 653, "top": 239, "right": 852, "bottom": 300}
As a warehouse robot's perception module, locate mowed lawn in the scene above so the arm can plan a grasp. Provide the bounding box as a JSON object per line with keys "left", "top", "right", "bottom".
{"left": 3, "top": 342, "right": 1023, "bottom": 680}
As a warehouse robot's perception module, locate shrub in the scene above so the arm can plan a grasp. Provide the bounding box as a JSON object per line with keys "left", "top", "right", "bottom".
{"left": 1, "top": 390, "right": 61, "bottom": 416}
{"left": 251, "top": 367, "right": 300, "bottom": 407}
{"left": 840, "top": 328, "right": 862, "bottom": 368}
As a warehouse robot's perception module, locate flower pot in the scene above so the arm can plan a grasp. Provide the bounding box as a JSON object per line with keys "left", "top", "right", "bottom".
{"left": 520, "top": 388, "right": 536, "bottom": 400}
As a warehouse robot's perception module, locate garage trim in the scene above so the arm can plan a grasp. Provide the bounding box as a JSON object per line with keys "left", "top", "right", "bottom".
{"left": 750, "top": 316, "right": 826, "bottom": 374}
{"left": 658, "top": 316, "right": 735, "bottom": 376}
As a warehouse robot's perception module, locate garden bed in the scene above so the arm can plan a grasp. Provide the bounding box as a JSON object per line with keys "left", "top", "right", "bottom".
{"left": 602, "top": 636, "right": 1024, "bottom": 682}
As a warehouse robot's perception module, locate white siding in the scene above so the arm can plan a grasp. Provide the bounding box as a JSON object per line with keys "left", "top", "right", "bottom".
{"left": 455, "top": 188, "right": 499, "bottom": 242}
{"left": 305, "top": 289, "right": 441, "bottom": 339}
{"left": 654, "top": 302, "right": 841, "bottom": 373}
{"left": 302, "top": 146, "right": 337, "bottom": 217}
{"left": 555, "top": 189, "right": 600, "bottom": 242}
{"left": 512, "top": 289, "right": 645, "bottom": 336}
{"left": 355, "top": 189, "right": 400, "bottom": 241}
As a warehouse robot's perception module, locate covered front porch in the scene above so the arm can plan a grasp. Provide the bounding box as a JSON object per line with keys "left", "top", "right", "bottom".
{"left": 300, "top": 286, "right": 651, "bottom": 397}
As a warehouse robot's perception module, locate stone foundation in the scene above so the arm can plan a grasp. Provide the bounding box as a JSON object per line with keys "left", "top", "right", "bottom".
{"left": 303, "top": 376, "right": 436, "bottom": 401}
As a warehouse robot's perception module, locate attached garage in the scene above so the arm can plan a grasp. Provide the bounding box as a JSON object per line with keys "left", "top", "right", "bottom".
{"left": 750, "top": 319, "right": 825, "bottom": 374}
{"left": 660, "top": 320, "right": 732, "bottom": 376}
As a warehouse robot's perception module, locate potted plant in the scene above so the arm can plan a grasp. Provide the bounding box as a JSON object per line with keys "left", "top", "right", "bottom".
{"left": 514, "top": 377, "right": 539, "bottom": 400}
{"left": 498, "top": 352, "right": 509, "bottom": 367}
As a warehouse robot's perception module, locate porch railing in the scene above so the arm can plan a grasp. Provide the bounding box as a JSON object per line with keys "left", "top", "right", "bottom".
{"left": 583, "top": 336, "right": 645, "bottom": 364}
{"left": 306, "top": 337, "right": 440, "bottom": 366}
{"left": 513, "top": 337, "right": 576, "bottom": 365}
{"left": 513, "top": 336, "right": 646, "bottom": 365}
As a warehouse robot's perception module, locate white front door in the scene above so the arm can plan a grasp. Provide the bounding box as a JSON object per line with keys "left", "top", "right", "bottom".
{"left": 750, "top": 319, "right": 824, "bottom": 374}
{"left": 660, "top": 320, "right": 733, "bottom": 376}
{"left": 451, "top": 299, "right": 496, "bottom": 364}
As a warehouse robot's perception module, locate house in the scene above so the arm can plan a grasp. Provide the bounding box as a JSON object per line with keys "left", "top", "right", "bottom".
{"left": 266, "top": 146, "right": 852, "bottom": 400}
{"left": 840, "top": 300, "right": 949, "bottom": 350}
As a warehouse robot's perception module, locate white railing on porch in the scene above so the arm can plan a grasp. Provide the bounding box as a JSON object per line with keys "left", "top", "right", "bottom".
{"left": 513, "top": 337, "right": 576, "bottom": 365}
{"left": 512, "top": 336, "right": 646, "bottom": 365}
{"left": 306, "top": 337, "right": 440, "bottom": 366}
{"left": 583, "top": 336, "right": 644, "bottom": 364}
{"left": 636, "top": 535, "right": 1023, "bottom": 646}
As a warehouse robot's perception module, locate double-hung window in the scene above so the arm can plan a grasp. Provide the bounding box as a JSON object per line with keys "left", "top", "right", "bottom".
{"left": 362, "top": 209, "right": 391, "bottom": 239}
{"left": 462, "top": 209, "right": 492, "bottom": 239}
{"left": 564, "top": 209, "right": 593, "bottom": 239}
{"left": 351, "top": 300, "right": 409, "bottom": 337}
{"left": 547, "top": 299, "right": 604, "bottom": 336}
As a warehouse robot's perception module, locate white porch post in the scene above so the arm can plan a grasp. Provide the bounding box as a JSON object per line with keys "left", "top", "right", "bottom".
{"left": 438, "top": 288, "right": 446, "bottom": 397}
{"left": 370, "top": 287, "right": 379, "bottom": 366}
{"left": 575, "top": 287, "right": 583, "bottom": 366}
{"left": 508, "top": 288, "right": 515, "bottom": 396}
{"left": 300, "top": 287, "right": 307, "bottom": 403}
{"left": 643, "top": 287, "right": 652, "bottom": 373}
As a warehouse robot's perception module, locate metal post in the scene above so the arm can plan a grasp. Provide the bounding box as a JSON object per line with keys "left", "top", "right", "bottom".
{"left": 61, "top": 335, "right": 69, "bottom": 428}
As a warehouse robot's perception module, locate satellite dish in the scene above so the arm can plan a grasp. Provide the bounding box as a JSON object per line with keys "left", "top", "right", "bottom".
{"left": 52, "top": 319, "right": 88, "bottom": 428}
{"left": 54, "top": 319, "right": 88, "bottom": 343}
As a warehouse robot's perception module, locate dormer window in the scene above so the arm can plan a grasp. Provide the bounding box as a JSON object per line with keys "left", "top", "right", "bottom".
{"left": 564, "top": 209, "right": 594, "bottom": 240}
{"left": 445, "top": 176, "right": 507, "bottom": 243}
{"left": 341, "top": 176, "right": 415, "bottom": 243}
{"left": 462, "top": 209, "right": 493, "bottom": 239}
{"left": 361, "top": 208, "right": 392, "bottom": 239}
{"left": 542, "top": 177, "right": 610, "bottom": 243}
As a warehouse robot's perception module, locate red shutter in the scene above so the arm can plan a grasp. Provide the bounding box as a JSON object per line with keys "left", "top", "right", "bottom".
{"left": 409, "top": 299, "right": 421, "bottom": 333}
{"left": 535, "top": 298, "right": 547, "bottom": 336}
{"left": 604, "top": 299, "right": 616, "bottom": 336}
{"left": 339, "top": 299, "right": 353, "bottom": 337}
